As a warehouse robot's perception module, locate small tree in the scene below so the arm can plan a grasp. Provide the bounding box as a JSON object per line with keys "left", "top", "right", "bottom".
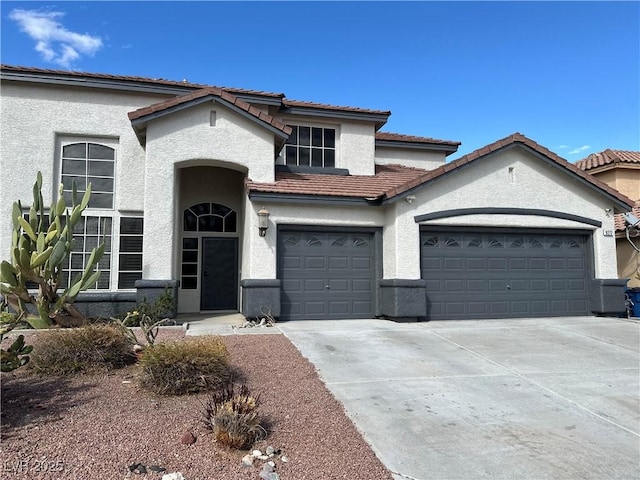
{"left": 0, "top": 172, "right": 104, "bottom": 329}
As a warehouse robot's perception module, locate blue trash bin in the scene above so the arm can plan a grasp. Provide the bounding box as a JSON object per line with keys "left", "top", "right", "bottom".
{"left": 626, "top": 288, "right": 640, "bottom": 317}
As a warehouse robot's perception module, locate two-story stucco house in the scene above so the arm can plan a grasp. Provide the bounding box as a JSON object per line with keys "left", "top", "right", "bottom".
{"left": 0, "top": 65, "right": 633, "bottom": 321}
{"left": 576, "top": 149, "right": 640, "bottom": 288}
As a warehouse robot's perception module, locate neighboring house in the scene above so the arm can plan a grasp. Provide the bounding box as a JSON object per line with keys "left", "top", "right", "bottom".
{"left": 576, "top": 149, "right": 640, "bottom": 288}
{"left": 0, "top": 65, "right": 633, "bottom": 321}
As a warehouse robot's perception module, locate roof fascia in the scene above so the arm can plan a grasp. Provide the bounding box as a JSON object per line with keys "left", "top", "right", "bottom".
{"left": 281, "top": 106, "right": 389, "bottom": 130}
{"left": 375, "top": 139, "right": 459, "bottom": 154}
{"left": 248, "top": 191, "right": 381, "bottom": 206}
{"left": 414, "top": 208, "right": 602, "bottom": 228}
{"left": 1, "top": 71, "right": 283, "bottom": 106}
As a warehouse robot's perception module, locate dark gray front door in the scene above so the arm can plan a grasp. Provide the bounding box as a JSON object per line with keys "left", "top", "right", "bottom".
{"left": 420, "top": 229, "right": 591, "bottom": 320}
{"left": 201, "top": 237, "right": 238, "bottom": 310}
{"left": 279, "top": 230, "right": 375, "bottom": 320}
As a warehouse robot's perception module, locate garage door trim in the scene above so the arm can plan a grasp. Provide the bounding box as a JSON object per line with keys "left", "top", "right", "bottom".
{"left": 415, "top": 208, "right": 602, "bottom": 228}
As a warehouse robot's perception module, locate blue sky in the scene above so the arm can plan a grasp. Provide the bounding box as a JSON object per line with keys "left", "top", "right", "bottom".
{"left": 1, "top": 1, "right": 638, "bottom": 159}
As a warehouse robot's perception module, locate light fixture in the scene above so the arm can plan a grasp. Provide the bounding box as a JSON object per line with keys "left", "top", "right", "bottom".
{"left": 258, "top": 207, "right": 270, "bottom": 237}
{"left": 405, "top": 195, "right": 416, "bottom": 204}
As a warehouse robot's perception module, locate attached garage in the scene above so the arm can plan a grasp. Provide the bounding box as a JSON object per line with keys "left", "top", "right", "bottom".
{"left": 278, "top": 229, "right": 378, "bottom": 320}
{"left": 420, "top": 228, "right": 592, "bottom": 320}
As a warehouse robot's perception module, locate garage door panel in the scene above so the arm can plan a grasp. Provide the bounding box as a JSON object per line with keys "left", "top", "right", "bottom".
{"left": 305, "top": 257, "right": 326, "bottom": 269}
{"left": 279, "top": 230, "right": 375, "bottom": 320}
{"left": 328, "top": 257, "right": 349, "bottom": 269}
{"left": 421, "top": 230, "right": 590, "bottom": 320}
{"left": 352, "top": 257, "right": 373, "bottom": 270}
{"left": 467, "top": 258, "right": 485, "bottom": 270}
{"left": 304, "top": 279, "right": 326, "bottom": 292}
{"left": 352, "top": 278, "right": 372, "bottom": 292}
{"left": 329, "top": 279, "right": 349, "bottom": 291}
{"left": 444, "top": 258, "right": 464, "bottom": 270}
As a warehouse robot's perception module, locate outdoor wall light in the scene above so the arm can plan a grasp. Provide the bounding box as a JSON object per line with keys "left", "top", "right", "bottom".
{"left": 258, "top": 207, "right": 270, "bottom": 237}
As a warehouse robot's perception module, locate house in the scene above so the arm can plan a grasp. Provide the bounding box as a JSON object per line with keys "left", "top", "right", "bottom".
{"left": 0, "top": 65, "right": 633, "bottom": 321}
{"left": 576, "top": 149, "right": 640, "bottom": 288}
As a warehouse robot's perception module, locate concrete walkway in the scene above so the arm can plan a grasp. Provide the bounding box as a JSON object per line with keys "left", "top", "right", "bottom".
{"left": 185, "top": 315, "right": 640, "bottom": 479}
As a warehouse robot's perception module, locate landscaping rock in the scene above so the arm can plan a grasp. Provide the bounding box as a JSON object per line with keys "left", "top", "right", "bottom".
{"left": 241, "top": 454, "right": 254, "bottom": 467}
{"left": 252, "top": 449, "right": 262, "bottom": 457}
{"left": 161, "top": 473, "right": 185, "bottom": 480}
{"left": 180, "top": 431, "right": 196, "bottom": 445}
{"left": 149, "top": 465, "right": 166, "bottom": 472}
{"left": 266, "top": 446, "right": 275, "bottom": 455}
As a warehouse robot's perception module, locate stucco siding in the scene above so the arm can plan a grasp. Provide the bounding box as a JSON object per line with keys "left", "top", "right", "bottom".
{"left": 592, "top": 168, "right": 640, "bottom": 202}
{"left": 396, "top": 148, "right": 618, "bottom": 279}
{"left": 375, "top": 147, "right": 447, "bottom": 170}
{"left": 0, "top": 82, "right": 158, "bottom": 263}
{"left": 242, "top": 202, "right": 384, "bottom": 279}
{"left": 616, "top": 237, "right": 639, "bottom": 288}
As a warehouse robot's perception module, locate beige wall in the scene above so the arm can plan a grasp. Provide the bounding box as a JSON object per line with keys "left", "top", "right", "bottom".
{"left": 592, "top": 168, "right": 640, "bottom": 201}
{"left": 616, "top": 237, "right": 640, "bottom": 287}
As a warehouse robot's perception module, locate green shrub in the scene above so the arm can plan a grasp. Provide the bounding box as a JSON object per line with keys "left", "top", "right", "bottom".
{"left": 137, "top": 336, "right": 230, "bottom": 395}
{"left": 202, "top": 383, "right": 265, "bottom": 449}
{"left": 30, "top": 324, "right": 135, "bottom": 375}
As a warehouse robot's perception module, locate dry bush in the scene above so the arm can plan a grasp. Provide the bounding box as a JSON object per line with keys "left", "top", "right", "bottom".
{"left": 137, "top": 336, "right": 230, "bottom": 395}
{"left": 30, "top": 324, "right": 135, "bottom": 375}
{"left": 202, "top": 383, "right": 265, "bottom": 449}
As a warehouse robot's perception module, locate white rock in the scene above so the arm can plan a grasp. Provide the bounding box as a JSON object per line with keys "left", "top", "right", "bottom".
{"left": 280, "top": 455, "right": 289, "bottom": 463}
{"left": 268, "top": 461, "right": 275, "bottom": 467}
{"left": 258, "top": 455, "right": 270, "bottom": 460}
{"left": 162, "top": 473, "right": 185, "bottom": 480}
{"left": 252, "top": 449, "right": 263, "bottom": 457}
{"left": 266, "top": 446, "right": 275, "bottom": 455}
{"left": 241, "top": 454, "right": 254, "bottom": 467}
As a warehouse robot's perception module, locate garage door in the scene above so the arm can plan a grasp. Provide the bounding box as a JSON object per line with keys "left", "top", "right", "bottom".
{"left": 279, "top": 230, "right": 375, "bottom": 320}
{"left": 420, "top": 229, "right": 591, "bottom": 320}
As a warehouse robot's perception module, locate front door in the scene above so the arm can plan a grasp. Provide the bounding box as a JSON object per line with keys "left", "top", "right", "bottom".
{"left": 201, "top": 237, "right": 238, "bottom": 310}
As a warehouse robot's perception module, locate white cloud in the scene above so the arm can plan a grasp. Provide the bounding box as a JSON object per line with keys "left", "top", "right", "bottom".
{"left": 568, "top": 145, "right": 591, "bottom": 155}
{"left": 9, "top": 9, "right": 102, "bottom": 68}
{"left": 556, "top": 145, "right": 569, "bottom": 150}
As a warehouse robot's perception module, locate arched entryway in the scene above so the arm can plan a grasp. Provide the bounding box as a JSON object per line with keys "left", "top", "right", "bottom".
{"left": 177, "top": 165, "right": 245, "bottom": 313}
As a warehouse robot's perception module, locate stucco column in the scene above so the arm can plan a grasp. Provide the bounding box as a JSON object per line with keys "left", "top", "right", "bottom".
{"left": 142, "top": 157, "right": 177, "bottom": 279}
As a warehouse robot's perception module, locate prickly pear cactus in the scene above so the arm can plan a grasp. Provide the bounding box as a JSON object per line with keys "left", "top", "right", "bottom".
{"left": 0, "top": 171, "right": 104, "bottom": 328}
{"left": 0, "top": 334, "right": 33, "bottom": 372}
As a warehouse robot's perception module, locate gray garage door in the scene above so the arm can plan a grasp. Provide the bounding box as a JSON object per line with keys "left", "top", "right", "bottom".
{"left": 420, "top": 229, "right": 591, "bottom": 320}
{"left": 279, "top": 230, "right": 375, "bottom": 320}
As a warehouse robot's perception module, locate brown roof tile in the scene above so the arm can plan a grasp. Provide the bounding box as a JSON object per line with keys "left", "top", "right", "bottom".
{"left": 576, "top": 149, "right": 640, "bottom": 171}
{"left": 128, "top": 87, "right": 291, "bottom": 135}
{"left": 282, "top": 98, "right": 390, "bottom": 116}
{"left": 615, "top": 200, "right": 640, "bottom": 231}
{"left": 247, "top": 164, "right": 433, "bottom": 200}
{"left": 375, "top": 132, "right": 461, "bottom": 147}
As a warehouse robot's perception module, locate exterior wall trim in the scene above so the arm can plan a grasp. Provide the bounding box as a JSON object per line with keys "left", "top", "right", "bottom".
{"left": 375, "top": 140, "right": 458, "bottom": 154}
{"left": 414, "top": 208, "right": 602, "bottom": 228}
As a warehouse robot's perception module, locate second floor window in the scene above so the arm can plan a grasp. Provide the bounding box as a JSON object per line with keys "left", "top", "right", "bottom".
{"left": 284, "top": 126, "right": 335, "bottom": 168}
{"left": 62, "top": 142, "right": 115, "bottom": 209}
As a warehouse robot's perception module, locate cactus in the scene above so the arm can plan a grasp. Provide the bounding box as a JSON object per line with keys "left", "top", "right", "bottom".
{"left": 1, "top": 334, "right": 33, "bottom": 372}
{"left": 0, "top": 171, "right": 104, "bottom": 328}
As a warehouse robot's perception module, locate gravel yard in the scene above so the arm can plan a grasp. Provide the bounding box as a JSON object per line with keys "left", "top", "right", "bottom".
{"left": 1, "top": 329, "right": 392, "bottom": 480}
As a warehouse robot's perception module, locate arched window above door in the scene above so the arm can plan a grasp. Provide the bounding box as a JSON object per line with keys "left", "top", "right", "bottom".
{"left": 183, "top": 202, "right": 237, "bottom": 232}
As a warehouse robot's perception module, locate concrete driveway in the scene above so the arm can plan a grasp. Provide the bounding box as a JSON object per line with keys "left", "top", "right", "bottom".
{"left": 277, "top": 317, "right": 640, "bottom": 480}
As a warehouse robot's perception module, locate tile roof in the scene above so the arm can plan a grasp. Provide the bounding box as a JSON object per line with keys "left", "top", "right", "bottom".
{"left": 127, "top": 87, "right": 291, "bottom": 135}
{"left": 282, "top": 98, "right": 390, "bottom": 116}
{"left": 615, "top": 200, "right": 640, "bottom": 232}
{"left": 376, "top": 132, "right": 461, "bottom": 147}
{"left": 575, "top": 149, "right": 640, "bottom": 171}
{"left": 0, "top": 64, "right": 284, "bottom": 98}
{"left": 2, "top": 65, "right": 391, "bottom": 118}
{"left": 247, "top": 164, "right": 432, "bottom": 201}
{"left": 247, "top": 132, "right": 635, "bottom": 208}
